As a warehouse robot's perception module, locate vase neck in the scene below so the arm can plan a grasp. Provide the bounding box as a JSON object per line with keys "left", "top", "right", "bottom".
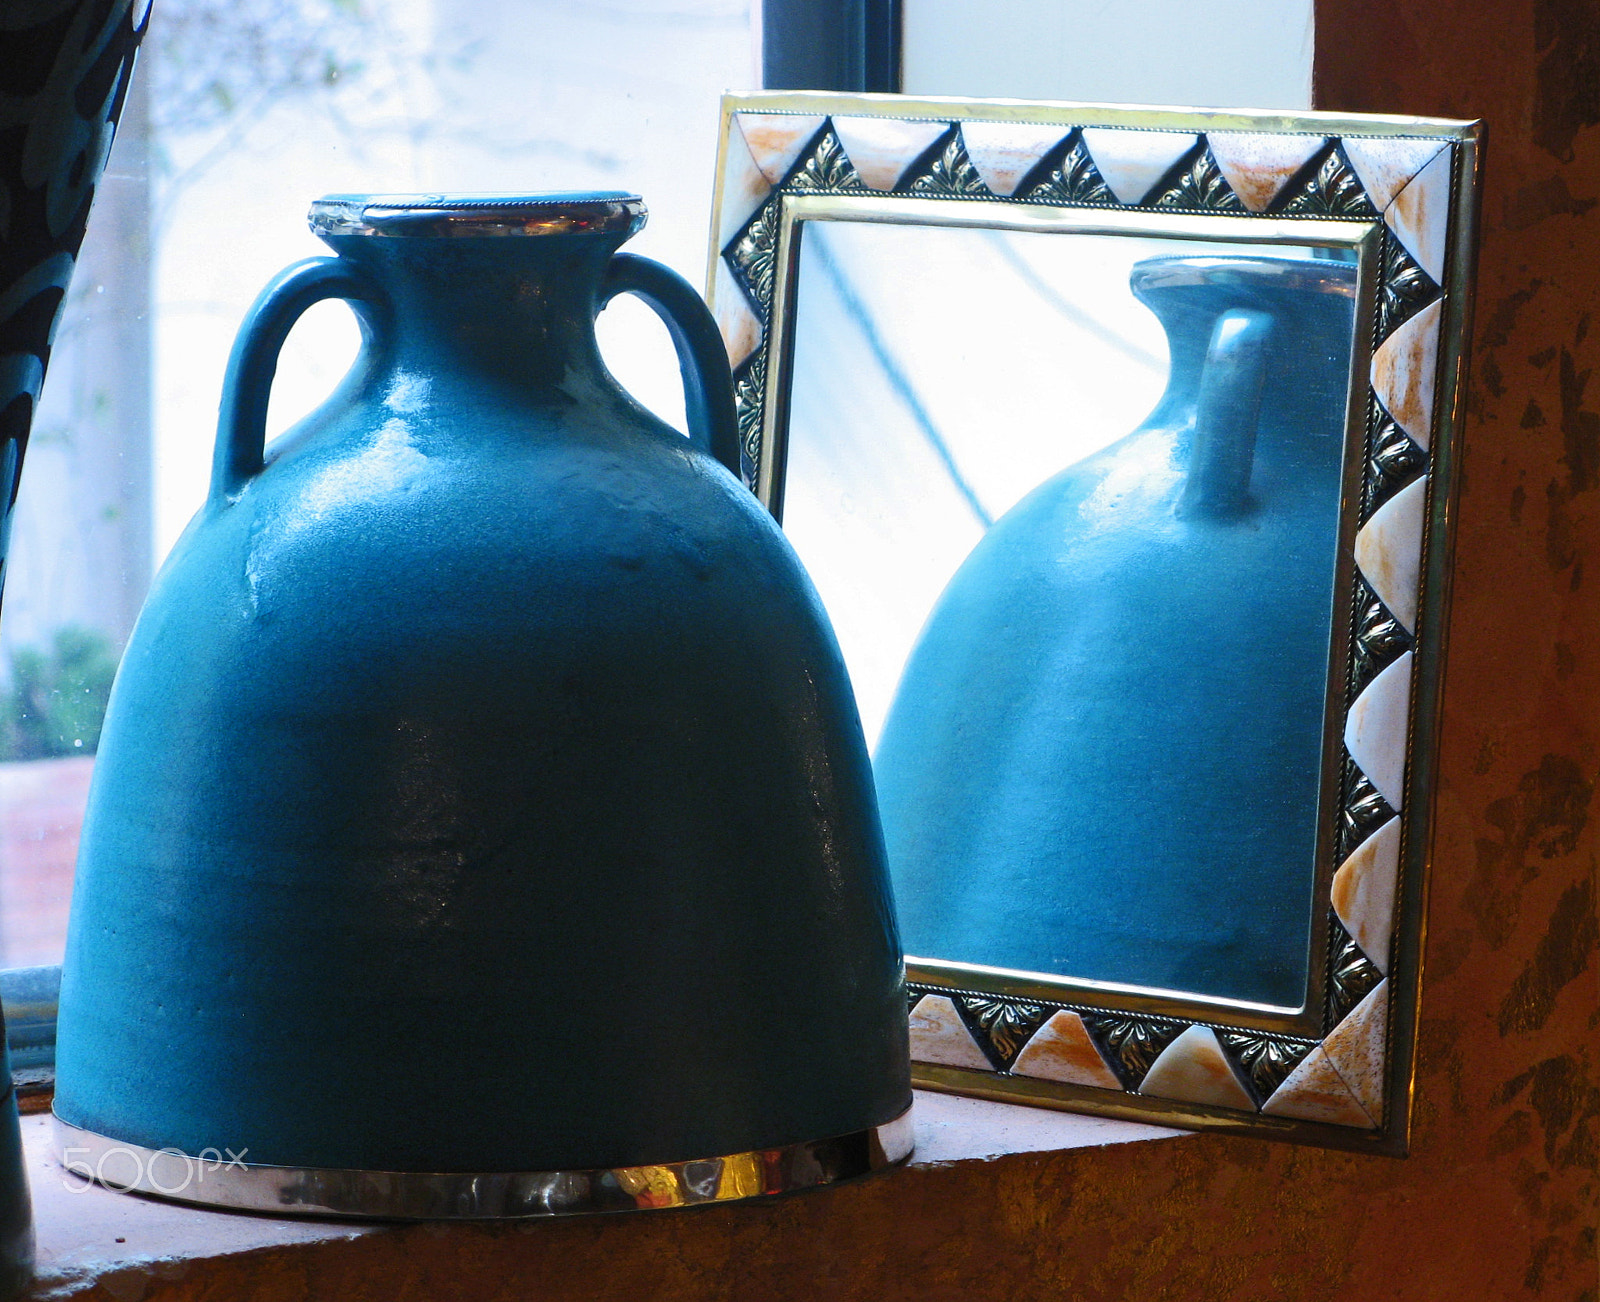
{"left": 1132, "top": 257, "right": 1358, "bottom": 435}
{"left": 308, "top": 193, "right": 647, "bottom": 398}
{"left": 326, "top": 232, "right": 622, "bottom": 395}
{"left": 1129, "top": 256, "right": 1359, "bottom": 519}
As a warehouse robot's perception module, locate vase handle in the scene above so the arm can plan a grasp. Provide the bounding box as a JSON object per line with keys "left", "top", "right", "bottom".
{"left": 599, "top": 253, "right": 741, "bottom": 478}
{"left": 211, "top": 257, "right": 386, "bottom": 505}
{"left": 1176, "top": 307, "right": 1273, "bottom": 520}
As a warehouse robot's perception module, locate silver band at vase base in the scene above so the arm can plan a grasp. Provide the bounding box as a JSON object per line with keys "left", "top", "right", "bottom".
{"left": 51, "top": 1107, "right": 915, "bottom": 1220}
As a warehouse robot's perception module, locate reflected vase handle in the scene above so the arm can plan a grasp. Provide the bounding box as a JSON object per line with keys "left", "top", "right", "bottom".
{"left": 1176, "top": 307, "right": 1274, "bottom": 520}
{"left": 210, "top": 258, "right": 387, "bottom": 505}
{"left": 599, "top": 253, "right": 741, "bottom": 477}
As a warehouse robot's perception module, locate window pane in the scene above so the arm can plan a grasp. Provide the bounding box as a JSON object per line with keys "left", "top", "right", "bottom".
{"left": 0, "top": 0, "right": 755, "bottom": 968}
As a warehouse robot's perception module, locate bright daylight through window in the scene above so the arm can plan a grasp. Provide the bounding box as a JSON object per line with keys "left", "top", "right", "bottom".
{"left": 0, "top": 0, "right": 757, "bottom": 968}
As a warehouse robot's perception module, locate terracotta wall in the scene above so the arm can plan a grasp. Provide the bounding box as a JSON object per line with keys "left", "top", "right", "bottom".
{"left": 1308, "top": 0, "right": 1598, "bottom": 1294}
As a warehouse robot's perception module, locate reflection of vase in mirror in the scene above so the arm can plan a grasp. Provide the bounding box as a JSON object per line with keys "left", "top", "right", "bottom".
{"left": 875, "top": 254, "right": 1360, "bottom": 1008}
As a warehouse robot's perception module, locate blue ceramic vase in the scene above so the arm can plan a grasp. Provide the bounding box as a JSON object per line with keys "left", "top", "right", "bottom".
{"left": 876, "top": 254, "right": 1358, "bottom": 1008}
{"left": 53, "top": 194, "right": 910, "bottom": 1217}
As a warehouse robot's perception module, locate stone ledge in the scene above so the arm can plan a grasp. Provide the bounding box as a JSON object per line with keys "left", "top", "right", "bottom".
{"left": 22, "top": 1095, "right": 1183, "bottom": 1299}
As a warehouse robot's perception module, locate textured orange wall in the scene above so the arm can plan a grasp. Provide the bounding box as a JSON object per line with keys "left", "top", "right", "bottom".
{"left": 1310, "top": 0, "right": 1599, "bottom": 1295}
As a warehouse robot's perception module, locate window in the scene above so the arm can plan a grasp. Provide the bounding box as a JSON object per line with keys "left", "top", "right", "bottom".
{"left": 0, "top": 0, "right": 758, "bottom": 972}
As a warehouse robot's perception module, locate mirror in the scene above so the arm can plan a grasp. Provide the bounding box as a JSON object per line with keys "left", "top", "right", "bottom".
{"left": 709, "top": 93, "right": 1481, "bottom": 1152}
{"left": 784, "top": 219, "right": 1360, "bottom": 1014}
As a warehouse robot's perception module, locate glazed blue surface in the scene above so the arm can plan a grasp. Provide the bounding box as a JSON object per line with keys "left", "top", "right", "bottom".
{"left": 55, "top": 198, "right": 909, "bottom": 1172}
{"left": 876, "top": 257, "right": 1359, "bottom": 1008}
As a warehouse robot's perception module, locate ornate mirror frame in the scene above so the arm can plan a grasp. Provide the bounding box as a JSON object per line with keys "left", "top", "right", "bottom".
{"left": 706, "top": 91, "right": 1481, "bottom": 1152}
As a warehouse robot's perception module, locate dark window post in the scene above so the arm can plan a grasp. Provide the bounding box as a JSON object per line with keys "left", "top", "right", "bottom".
{"left": 762, "top": 0, "right": 901, "bottom": 92}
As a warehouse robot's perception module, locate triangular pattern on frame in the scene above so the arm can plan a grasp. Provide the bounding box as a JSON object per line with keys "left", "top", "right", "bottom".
{"left": 1362, "top": 413, "right": 1429, "bottom": 527}
{"left": 1331, "top": 814, "right": 1402, "bottom": 975}
{"left": 1206, "top": 132, "right": 1328, "bottom": 212}
{"left": 1017, "top": 133, "right": 1115, "bottom": 205}
{"left": 1330, "top": 910, "right": 1387, "bottom": 1026}
{"left": 735, "top": 112, "right": 827, "bottom": 186}
{"left": 1082, "top": 1014, "right": 1186, "bottom": 1088}
{"left": 731, "top": 355, "right": 765, "bottom": 483}
{"left": 1323, "top": 979, "right": 1389, "bottom": 1123}
{"left": 1011, "top": 1011, "right": 1123, "bottom": 1089}
{"left": 959, "top": 120, "right": 1075, "bottom": 196}
{"left": 1340, "top": 136, "right": 1450, "bottom": 211}
{"left": 1262, "top": 1044, "right": 1375, "bottom": 1127}
{"left": 909, "top": 994, "right": 991, "bottom": 1070}
{"left": 1377, "top": 234, "right": 1442, "bottom": 350}
{"left": 1345, "top": 651, "right": 1413, "bottom": 813}
{"left": 1372, "top": 298, "right": 1443, "bottom": 451}
{"left": 1138, "top": 1026, "right": 1256, "bottom": 1110}
{"left": 904, "top": 132, "right": 989, "bottom": 197}
{"left": 716, "top": 122, "right": 774, "bottom": 251}
{"left": 1386, "top": 145, "right": 1453, "bottom": 285}
{"left": 1147, "top": 142, "right": 1246, "bottom": 210}
{"left": 1351, "top": 582, "right": 1414, "bottom": 708}
{"left": 1274, "top": 141, "right": 1380, "bottom": 217}
{"left": 1079, "top": 127, "right": 1199, "bottom": 204}
{"left": 712, "top": 260, "right": 762, "bottom": 372}
{"left": 724, "top": 196, "right": 780, "bottom": 314}
{"left": 1217, "top": 1032, "right": 1317, "bottom": 1102}
{"left": 1354, "top": 474, "right": 1428, "bottom": 634}
{"left": 1342, "top": 753, "right": 1399, "bottom": 864}
{"left": 832, "top": 116, "right": 949, "bottom": 191}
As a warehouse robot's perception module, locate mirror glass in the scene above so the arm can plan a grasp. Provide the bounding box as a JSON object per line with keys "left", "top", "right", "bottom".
{"left": 779, "top": 218, "right": 1362, "bottom": 1010}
